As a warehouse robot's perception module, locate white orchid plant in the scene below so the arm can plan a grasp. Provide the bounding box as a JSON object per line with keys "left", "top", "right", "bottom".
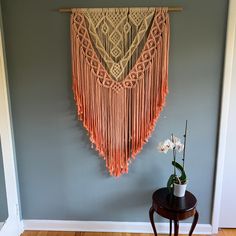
{"left": 158, "top": 121, "right": 188, "bottom": 190}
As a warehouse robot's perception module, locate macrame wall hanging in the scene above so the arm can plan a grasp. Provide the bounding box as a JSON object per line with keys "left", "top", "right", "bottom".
{"left": 70, "top": 7, "right": 171, "bottom": 177}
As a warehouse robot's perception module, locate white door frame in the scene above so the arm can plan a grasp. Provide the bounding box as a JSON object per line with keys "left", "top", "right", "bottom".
{"left": 211, "top": 0, "right": 236, "bottom": 233}
{"left": 0, "top": 10, "right": 22, "bottom": 236}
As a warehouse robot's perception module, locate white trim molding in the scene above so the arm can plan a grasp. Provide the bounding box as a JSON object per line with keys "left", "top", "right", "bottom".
{"left": 0, "top": 7, "right": 22, "bottom": 236}
{"left": 22, "top": 220, "right": 212, "bottom": 235}
{"left": 212, "top": 0, "right": 236, "bottom": 234}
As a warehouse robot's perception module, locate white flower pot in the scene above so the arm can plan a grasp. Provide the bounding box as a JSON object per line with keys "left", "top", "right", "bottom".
{"left": 173, "top": 183, "right": 187, "bottom": 197}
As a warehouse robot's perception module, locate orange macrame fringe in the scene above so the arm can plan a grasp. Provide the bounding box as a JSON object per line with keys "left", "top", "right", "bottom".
{"left": 71, "top": 9, "right": 170, "bottom": 177}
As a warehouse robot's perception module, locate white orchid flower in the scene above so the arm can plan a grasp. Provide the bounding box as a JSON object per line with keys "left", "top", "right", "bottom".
{"left": 171, "top": 136, "right": 184, "bottom": 152}
{"left": 158, "top": 139, "right": 174, "bottom": 153}
{"left": 172, "top": 136, "right": 181, "bottom": 145}
{"left": 158, "top": 135, "right": 185, "bottom": 154}
{"left": 163, "top": 139, "right": 175, "bottom": 150}
{"left": 157, "top": 142, "right": 169, "bottom": 153}
{"left": 176, "top": 143, "right": 184, "bottom": 152}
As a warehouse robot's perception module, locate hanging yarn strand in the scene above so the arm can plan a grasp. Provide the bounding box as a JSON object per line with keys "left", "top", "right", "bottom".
{"left": 70, "top": 7, "right": 170, "bottom": 177}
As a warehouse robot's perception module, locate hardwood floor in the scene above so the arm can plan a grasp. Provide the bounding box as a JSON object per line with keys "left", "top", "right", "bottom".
{"left": 22, "top": 228, "right": 236, "bottom": 236}
{"left": 217, "top": 229, "right": 236, "bottom": 236}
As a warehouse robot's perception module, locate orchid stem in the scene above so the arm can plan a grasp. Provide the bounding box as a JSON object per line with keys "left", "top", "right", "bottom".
{"left": 171, "top": 133, "right": 176, "bottom": 176}
{"left": 182, "top": 120, "right": 188, "bottom": 170}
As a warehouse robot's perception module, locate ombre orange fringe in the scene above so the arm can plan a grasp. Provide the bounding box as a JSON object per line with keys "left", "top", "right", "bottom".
{"left": 70, "top": 8, "right": 170, "bottom": 177}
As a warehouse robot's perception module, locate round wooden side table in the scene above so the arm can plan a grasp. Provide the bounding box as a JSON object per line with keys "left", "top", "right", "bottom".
{"left": 149, "top": 187, "right": 199, "bottom": 236}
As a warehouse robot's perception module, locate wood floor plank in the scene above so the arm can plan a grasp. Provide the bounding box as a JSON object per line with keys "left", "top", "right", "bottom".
{"left": 38, "top": 232, "right": 49, "bottom": 236}
{"left": 46, "top": 231, "right": 76, "bottom": 236}
{"left": 218, "top": 228, "right": 236, "bottom": 236}
{"left": 22, "top": 231, "right": 47, "bottom": 236}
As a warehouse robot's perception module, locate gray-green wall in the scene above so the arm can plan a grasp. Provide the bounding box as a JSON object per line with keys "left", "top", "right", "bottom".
{"left": 1, "top": 0, "right": 228, "bottom": 223}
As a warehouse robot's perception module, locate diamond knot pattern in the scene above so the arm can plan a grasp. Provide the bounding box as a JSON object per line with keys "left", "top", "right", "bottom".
{"left": 111, "top": 47, "right": 122, "bottom": 58}
{"left": 109, "top": 31, "right": 122, "bottom": 45}
{"left": 129, "top": 11, "right": 146, "bottom": 27}
{"left": 106, "top": 10, "right": 127, "bottom": 25}
{"left": 124, "top": 22, "right": 131, "bottom": 33}
{"left": 81, "top": 7, "right": 156, "bottom": 81}
{"left": 101, "top": 22, "right": 109, "bottom": 34}
{"left": 110, "top": 63, "right": 122, "bottom": 78}
{"left": 89, "top": 13, "right": 104, "bottom": 28}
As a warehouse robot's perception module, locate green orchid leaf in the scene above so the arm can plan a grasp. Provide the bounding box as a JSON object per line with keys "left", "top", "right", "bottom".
{"left": 167, "top": 174, "right": 176, "bottom": 191}
{"left": 172, "top": 161, "right": 187, "bottom": 183}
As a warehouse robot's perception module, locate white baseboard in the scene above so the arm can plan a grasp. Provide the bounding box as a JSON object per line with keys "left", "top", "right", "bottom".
{"left": 22, "top": 220, "right": 212, "bottom": 234}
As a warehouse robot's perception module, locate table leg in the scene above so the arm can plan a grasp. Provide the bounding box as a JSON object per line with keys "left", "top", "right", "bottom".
{"left": 169, "top": 219, "right": 172, "bottom": 236}
{"left": 189, "top": 210, "right": 199, "bottom": 236}
{"left": 174, "top": 220, "right": 179, "bottom": 236}
{"left": 149, "top": 206, "right": 157, "bottom": 236}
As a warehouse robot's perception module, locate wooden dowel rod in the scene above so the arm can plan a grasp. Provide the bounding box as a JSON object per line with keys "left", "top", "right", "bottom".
{"left": 168, "top": 7, "right": 183, "bottom": 12}
{"left": 58, "top": 7, "right": 183, "bottom": 13}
